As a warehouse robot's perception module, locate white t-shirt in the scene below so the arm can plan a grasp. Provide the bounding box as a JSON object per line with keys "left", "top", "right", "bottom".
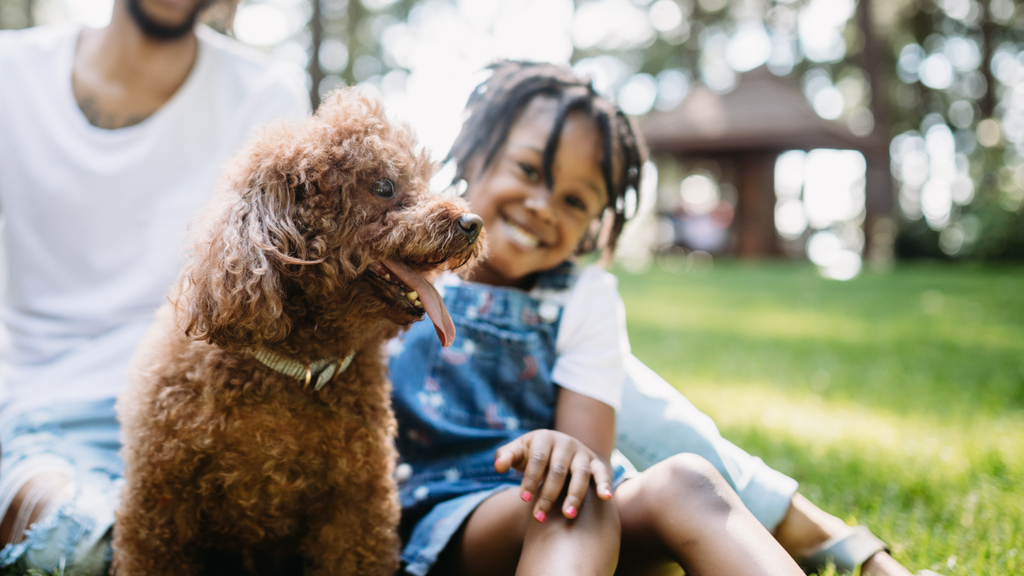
{"left": 0, "top": 24, "right": 310, "bottom": 421}
{"left": 440, "top": 264, "right": 630, "bottom": 411}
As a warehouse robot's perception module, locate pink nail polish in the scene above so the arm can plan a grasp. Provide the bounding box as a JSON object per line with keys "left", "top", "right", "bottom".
{"left": 521, "top": 491, "right": 532, "bottom": 502}
{"left": 565, "top": 506, "right": 577, "bottom": 519}
{"left": 534, "top": 510, "right": 546, "bottom": 523}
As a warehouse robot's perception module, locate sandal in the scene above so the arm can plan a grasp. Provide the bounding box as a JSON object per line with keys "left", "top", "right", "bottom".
{"left": 799, "top": 525, "right": 889, "bottom": 574}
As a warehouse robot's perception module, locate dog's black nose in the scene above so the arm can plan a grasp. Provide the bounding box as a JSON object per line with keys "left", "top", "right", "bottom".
{"left": 458, "top": 214, "right": 483, "bottom": 244}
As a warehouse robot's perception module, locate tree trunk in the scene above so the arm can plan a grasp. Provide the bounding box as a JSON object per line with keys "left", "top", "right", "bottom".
{"left": 307, "top": 0, "right": 324, "bottom": 111}
{"left": 855, "top": 0, "right": 894, "bottom": 260}
{"left": 979, "top": 0, "right": 997, "bottom": 119}
{"left": 343, "top": 0, "right": 363, "bottom": 87}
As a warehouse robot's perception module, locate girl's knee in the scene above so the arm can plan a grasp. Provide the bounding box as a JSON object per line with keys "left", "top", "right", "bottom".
{"left": 664, "top": 453, "right": 724, "bottom": 485}
{"left": 518, "top": 489, "right": 620, "bottom": 572}
{"left": 529, "top": 488, "right": 620, "bottom": 541}
{"left": 651, "top": 454, "right": 737, "bottom": 515}
{"left": 579, "top": 487, "right": 621, "bottom": 537}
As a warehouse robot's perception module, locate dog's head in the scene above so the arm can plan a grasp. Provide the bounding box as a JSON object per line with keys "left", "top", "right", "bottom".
{"left": 176, "top": 89, "right": 484, "bottom": 355}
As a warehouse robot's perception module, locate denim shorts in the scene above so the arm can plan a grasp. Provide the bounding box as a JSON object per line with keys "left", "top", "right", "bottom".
{"left": 616, "top": 355, "right": 798, "bottom": 532}
{"left": 0, "top": 398, "right": 122, "bottom": 574}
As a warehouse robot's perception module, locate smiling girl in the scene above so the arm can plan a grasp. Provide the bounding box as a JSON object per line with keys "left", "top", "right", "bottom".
{"left": 388, "top": 61, "right": 804, "bottom": 576}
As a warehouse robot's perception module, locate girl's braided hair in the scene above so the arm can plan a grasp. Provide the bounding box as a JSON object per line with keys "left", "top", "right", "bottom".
{"left": 446, "top": 60, "right": 647, "bottom": 261}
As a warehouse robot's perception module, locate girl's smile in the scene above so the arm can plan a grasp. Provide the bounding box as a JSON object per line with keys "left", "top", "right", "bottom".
{"left": 463, "top": 97, "right": 608, "bottom": 288}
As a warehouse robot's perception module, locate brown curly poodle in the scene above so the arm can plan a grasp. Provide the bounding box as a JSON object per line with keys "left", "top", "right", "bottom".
{"left": 113, "top": 89, "right": 484, "bottom": 576}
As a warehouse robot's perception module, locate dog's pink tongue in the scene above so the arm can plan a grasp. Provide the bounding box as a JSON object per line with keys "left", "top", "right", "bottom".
{"left": 382, "top": 259, "right": 456, "bottom": 347}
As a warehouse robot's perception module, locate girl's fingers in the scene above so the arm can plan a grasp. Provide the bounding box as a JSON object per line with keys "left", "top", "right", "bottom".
{"left": 591, "top": 457, "right": 614, "bottom": 500}
{"left": 532, "top": 443, "right": 573, "bottom": 522}
{"left": 518, "top": 432, "right": 553, "bottom": 505}
{"left": 497, "top": 431, "right": 613, "bottom": 520}
{"left": 561, "top": 452, "right": 594, "bottom": 519}
{"left": 494, "top": 436, "right": 528, "bottom": 474}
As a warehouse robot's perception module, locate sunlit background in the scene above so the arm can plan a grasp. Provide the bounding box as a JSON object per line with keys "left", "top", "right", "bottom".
{"left": 3, "top": 6, "right": 1021, "bottom": 573}
{"left": 3, "top": 0, "right": 1023, "bottom": 279}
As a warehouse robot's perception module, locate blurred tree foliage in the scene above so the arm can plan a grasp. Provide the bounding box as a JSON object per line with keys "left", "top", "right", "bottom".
{"left": 0, "top": 0, "right": 33, "bottom": 29}
{"left": 294, "top": 0, "right": 1024, "bottom": 261}
{"left": 307, "top": 0, "right": 417, "bottom": 106}
{"left": 875, "top": 0, "right": 1024, "bottom": 260}
{"left": 3, "top": 0, "right": 1022, "bottom": 260}
{"left": 314, "top": 0, "right": 1023, "bottom": 260}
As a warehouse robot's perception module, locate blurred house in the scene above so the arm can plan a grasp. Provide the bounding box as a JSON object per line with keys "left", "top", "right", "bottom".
{"left": 639, "top": 66, "right": 890, "bottom": 259}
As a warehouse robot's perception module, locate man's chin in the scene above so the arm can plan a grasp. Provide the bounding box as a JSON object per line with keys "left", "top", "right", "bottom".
{"left": 127, "top": 0, "right": 208, "bottom": 40}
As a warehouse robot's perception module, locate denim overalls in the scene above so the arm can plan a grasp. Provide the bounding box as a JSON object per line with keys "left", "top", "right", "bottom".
{"left": 389, "top": 263, "right": 576, "bottom": 576}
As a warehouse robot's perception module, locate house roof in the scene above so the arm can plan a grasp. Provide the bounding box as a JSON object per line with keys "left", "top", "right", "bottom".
{"left": 638, "top": 67, "right": 888, "bottom": 157}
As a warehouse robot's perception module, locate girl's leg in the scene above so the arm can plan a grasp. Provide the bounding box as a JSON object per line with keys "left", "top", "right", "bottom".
{"left": 613, "top": 454, "right": 803, "bottom": 576}
{"left": 775, "top": 495, "right": 912, "bottom": 576}
{"left": 619, "top": 357, "right": 910, "bottom": 575}
{"left": 439, "top": 486, "right": 620, "bottom": 576}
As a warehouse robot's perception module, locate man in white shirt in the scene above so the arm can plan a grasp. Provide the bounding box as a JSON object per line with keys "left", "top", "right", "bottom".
{"left": 0, "top": 0, "right": 309, "bottom": 570}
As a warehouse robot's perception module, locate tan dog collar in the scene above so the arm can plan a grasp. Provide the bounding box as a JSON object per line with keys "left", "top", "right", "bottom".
{"left": 250, "top": 348, "right": 355, "bottom": 391}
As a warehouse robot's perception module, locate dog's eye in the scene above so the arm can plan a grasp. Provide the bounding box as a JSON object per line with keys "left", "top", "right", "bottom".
{"left": 372, "top": 179, "right": 395, "bottom": 198}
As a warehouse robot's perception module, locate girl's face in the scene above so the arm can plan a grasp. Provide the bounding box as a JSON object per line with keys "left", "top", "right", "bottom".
{"left": 463, "top": 97, "right": 609, "bottom": 288}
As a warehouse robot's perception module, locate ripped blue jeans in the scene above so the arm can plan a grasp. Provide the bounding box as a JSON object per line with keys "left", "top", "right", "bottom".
{"left": 0, "top": 399, "right": 121, "bottom": 574}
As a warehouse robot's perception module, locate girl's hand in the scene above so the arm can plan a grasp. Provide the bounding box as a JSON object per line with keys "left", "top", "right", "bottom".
{"left": 494, "top": 429, "right": 613, "bottom": 523}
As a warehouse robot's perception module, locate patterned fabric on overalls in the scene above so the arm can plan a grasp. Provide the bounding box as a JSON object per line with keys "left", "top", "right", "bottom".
{"left": 389, "top": 262, "right": 575, "bottom": 576}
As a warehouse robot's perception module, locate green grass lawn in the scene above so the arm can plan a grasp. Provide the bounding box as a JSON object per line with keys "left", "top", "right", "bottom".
{"left": 617, "top": 260, "right": 1024, "bottom": 575}
{"left": 4, "top": 261, "right": 1019, "bottom": 576}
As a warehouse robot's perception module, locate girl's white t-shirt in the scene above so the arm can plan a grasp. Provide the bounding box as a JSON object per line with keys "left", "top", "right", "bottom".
{"left": 0, "top": 24, "right": 310, "bottom": 421}
{"left": 544, "top": 265, "right": 630, "bottom": 412}
{"left": 439, "top": 264, "right": 630, "bottom": 412}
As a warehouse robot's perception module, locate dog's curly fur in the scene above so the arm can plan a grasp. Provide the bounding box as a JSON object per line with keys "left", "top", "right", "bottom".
{"left": 113, "top": 90, "right": 483, "bottom": 576}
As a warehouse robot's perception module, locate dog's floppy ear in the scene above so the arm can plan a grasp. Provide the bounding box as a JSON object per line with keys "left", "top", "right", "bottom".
{"left": 175, "top": 157, "right": 318, "bottom": 348}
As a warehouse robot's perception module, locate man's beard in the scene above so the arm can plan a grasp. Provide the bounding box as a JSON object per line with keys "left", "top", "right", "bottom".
{"left": 126, "top": 0, "right": 212, "bottom": 40}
